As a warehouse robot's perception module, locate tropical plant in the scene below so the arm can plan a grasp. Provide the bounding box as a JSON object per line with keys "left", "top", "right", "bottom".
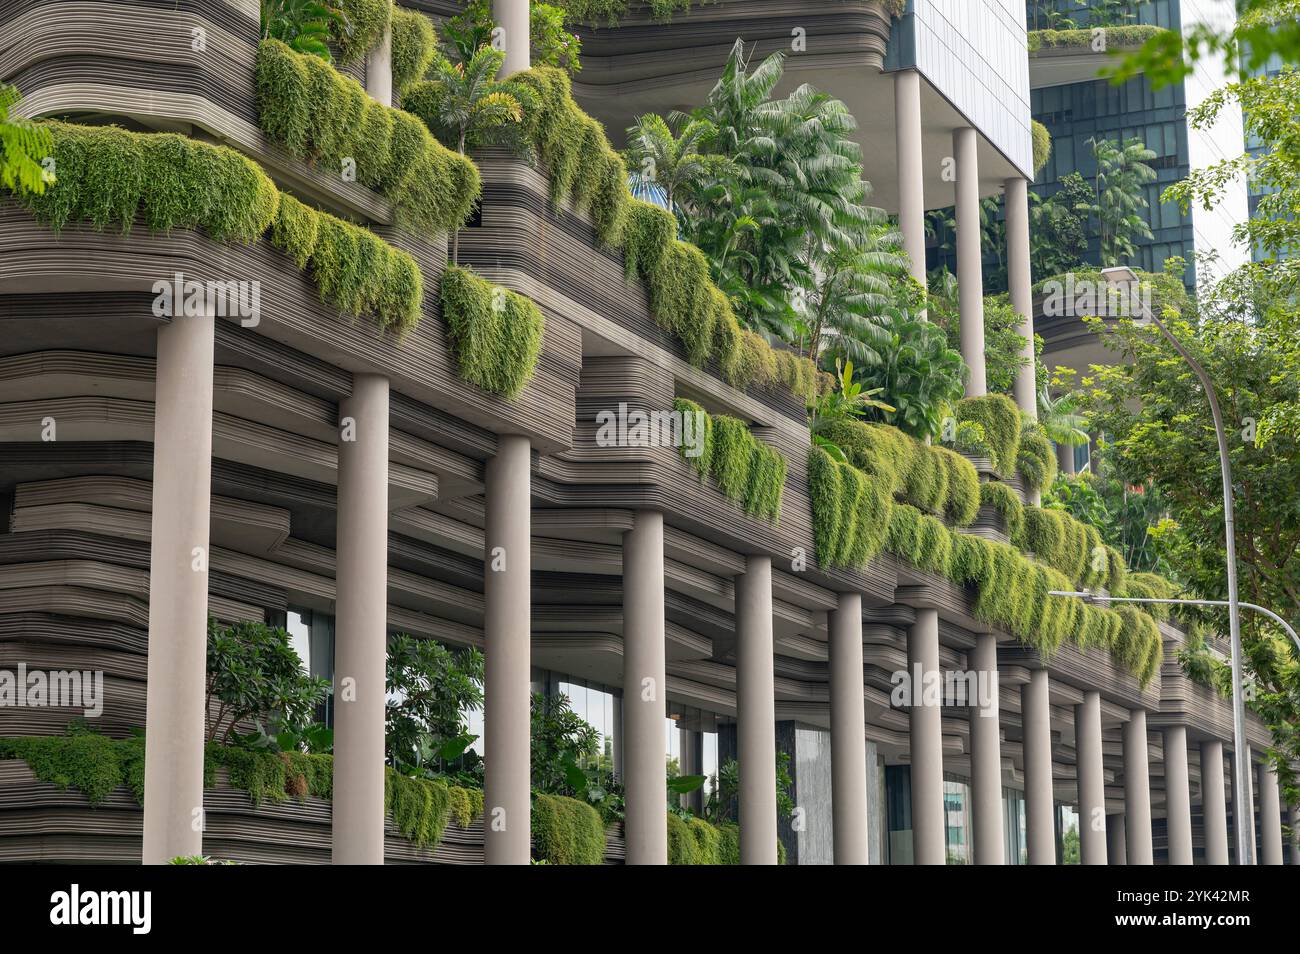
{"left": 443, "top": 0, "right": 582, "bottom": 73}
{"left": 260, "top": 0, "right": 344, "bottom": 60}
{"left": 0, "top": 84, "right": 53, "bottom": 198}
{"left": 204, "top": 618, "right": 330, "bottom": 745}
{"left": 704, "top": 751, "right": 794, "bottom": 824}
{"left": 405, "top": 45, "right": 523, "bottom": 261}
{"left": 1089, "top": 136, "right": 1157, "bottom": 266}
{"left": 623, "top": 112, "right": 716, "bottom": 214}
{"left": 1029, "top": 171, "right": 1094, "bottom": 277}
{"left": 810, "top": 359, "right": 894, "bottom": 461}
{"left": 386, "top": 634, "right": 484, "bottom": 783}
{"left": 1037, "top": 384, "right": 1090, "bottom": 450}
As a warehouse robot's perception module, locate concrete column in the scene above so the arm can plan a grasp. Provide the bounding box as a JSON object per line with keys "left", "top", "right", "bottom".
{"left": 364, "top": 26, "right": 392, "bottom": 106}
{"left": 622, "top": 510, "right": 666, "bottom": 865}
{"left": 908, "top": 608, "right": 945, "bottom": 864}
{"left": 1289, "top": 804, "right": 1300, "bottom": 866}
{"left": 954, "top": 126, "right": 986, "bottom": 396}
{"left": 829, "top": 592, "right": 868, "bottom": 864}
{"left": 736, "top": 555, "right": 777, "bottom": 864}
{"left": 331, "top": 373, "right": 390, "bottom": 865}
{"left": 1201, "top": 739, "right": 1229, "bottom": 865}
{"left": 1021, "top": 669, "right": 1056, "bottom": 865}
{"left": 1258, "top": 761, "right": 1284, "bottom": 865}
{"left": 1107, "top": 814, "right": 1128, "bottom": 864}
{"left": 894, "top": 70, "right": 927, "bottom": 291}
{"left": 1005, "top": 177, "right": 1037, "bottom": 419}
{"left": 1123, "top": 709, "right": 1153, "bottom": 864}
{"left": 141, "top": 311, "right": 215, "bottom": 865}
{"left": 1163, "top": 726, "right": 1193, "bottom": 865}
{"left": 1056, "top": 441, "right": 1076, "bottom": 477}
{"left": 493, "top": 0, "right": 531, "bottom": 75}
{"left": 1075, "top": 691, "right": 1107, "bottom": 865}
{"left": 969, "top": 634, "right": 1004, "bottom": 864}
{"left": 484, "top": 435, "right": 532, "bottom": 864}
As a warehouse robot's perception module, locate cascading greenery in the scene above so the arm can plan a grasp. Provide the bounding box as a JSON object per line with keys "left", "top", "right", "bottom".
{"left": 271, "top": 193, "right": 424, "bottom": 331}
{"left": 954, "top": 393, "right": 1023, "bottom": 476}
{"left": 14, "top": 121, "right": 424, "bottom": 332}
{"left": 673, "top": 399, "right": 786, "bottom": 522}
{"left": 531, "top": 792, "right": 606, "bottom": 864}
{"left": 0, "top": 729, "right": 485, "bottom": 851}
{"left": 509, "top": 67, "right": 823, "bottom": 406}
{"left": 390, "top": 6, "right": 439, "bottom": 96}
{"left": 805, "top": 413, "right": 1167, "bottom": 684}
{"left": 328, "top": 0, "right": 393, "bottom": 65}
{"left": 255, "top": 38, "right": 480, "bottom": 234}
{"left": 439, "top": 265, "right": 544, "bottom": 399}
{"left": 1016, "top": 418, "right": 1058, "bottom": 492}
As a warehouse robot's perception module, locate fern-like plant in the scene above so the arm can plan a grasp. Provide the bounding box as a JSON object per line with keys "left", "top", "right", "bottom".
{"left": 261, "top": 0, "right": 344, "bottom": 61}
{"left": 0, "top": 85, "right": 54, "bottom": 197}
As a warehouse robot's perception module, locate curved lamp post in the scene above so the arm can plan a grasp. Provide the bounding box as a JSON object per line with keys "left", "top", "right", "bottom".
{"left": 1092, "top": 268, "right": 1253, "bottom": 863}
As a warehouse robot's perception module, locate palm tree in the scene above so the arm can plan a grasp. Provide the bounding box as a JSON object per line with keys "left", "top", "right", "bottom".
{"left": 415, "top": 46, "right": 523, "bottom": 262}
{"left": 805, "top": 217, "right": 907, "bottom": 365}
{"left": 0, "top": 84, "right": 53, "bottom": 198}
{"left": 623, "top": 113, "right": 715, "bottom": 216}
{"left": 1089, "top": 136, "right": 1157, "bottom": 266}
{"left": 1038, "top": 385, "right": 1090, "bottom": 449}
{"left": 261, "top": 0, "right": 343, "bottom": 61}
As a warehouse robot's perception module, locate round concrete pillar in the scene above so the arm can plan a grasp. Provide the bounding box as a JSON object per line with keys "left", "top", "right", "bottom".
{"left": 736, "top": 555, "right": 777, "bottom": 864}
{"left": 484, "top": 434, "right": 532, "bottom": 864}
{"left": 142, "top": 311, "right": 215, "bottom": 865}
{"left": 1075, "top": 691, "right": 1107, "bottom": 865}
{"left": 829, "top": 592, "right": 868, "bottom": 864}
{"left": 954, "top": 126, "right": 986, "bottom": 396}
{"left": 1201, "top": 740, "right": 1230, "bottom": 865}
{"left": 970, "top": 634, "right": 1004, "bottom": 864}
{"left": 1123, "top": 709, "right": 1153, "bottom": 864}
{"left": 908, "top": 608, "right": 945, "bottom": 864}
{"left": 1022, "top": 669, "right": 1056, "bottom": 865}
{"left": 622, "top": 510, "right": 666, "bottom": 865}
{"left": 1258, "top": 761, "right": 1284, "bottom": 865}
{"left": 493, "top": 0, "right": 531, "bottom": 74}
{"left": 1163, "top": 726, "right": 1193, "bottom": 865}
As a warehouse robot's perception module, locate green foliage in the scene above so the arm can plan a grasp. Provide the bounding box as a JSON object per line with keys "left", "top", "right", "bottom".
{"left": 0, "top": 84, "right": 54, "bottom": 197}
{"left": 390, "top": 7, "right": 439, "bottom": 95}
{"left": 1089, "top": 136, "right": 1157, "bottom": 266}
{"left": 886, "top": 504, "right": 952, "bottom": 577}
{"left": 1118, "top": 571, "right": 1177, "bottom": 622}
{"left": 1027, "top": 25, "right": 1168, "bottom": 53}
{"left": 23, "top": 121, "right": 277, "bottom": 242}
{"left": 1016, "top": 420, "right": 1058, "bottom": 493}
{"left": 270, "top": 193, "right": 424, "bottom": 331}
{"left": 205, "top": 618, "right": 330, "bottom": 746}
{"left": 260, "top": 0, "right": 346, "bottom": 61}
{"left": 444, "top": 1, "right": 583, "bottom": 74}
{"left": 980, "top": 480, "right": 1024, "bottom": 540}
{"left": 671, "top": 401, "right": 785, "bottom": 522}
{"left": 386, "top": 633, "right": 484, "bottom": 783}
{"left": 1029, "top": 171, "right": 1093, "bottom": 278}
{"left": 512, "top": 65, "right": 628, "bottom": 245}
{"left": 384, "top": 768, "right": 484, "bottom": 848}
{"left": 255, "top": 38, "right": 480, "bottom": 234}
{"left": 439, "top": 265, "right": 544, "bottom": 399}
{"left": 954, "top": 394, "right": 1022, "bottom": 476}
{"left": 854, "top": 305, "right": 966, "bottom": 441}
{"left": 1031, "top": 119, "right": 1051, "bottom": 176}
{"left": 328, "top": 0, "right": 391, "bottom": 64}
{"left": 531, "top": 793, "right": 606, "bottom": 864}
{"left": 0, "top": 723, "right": 144, "bottom": 806}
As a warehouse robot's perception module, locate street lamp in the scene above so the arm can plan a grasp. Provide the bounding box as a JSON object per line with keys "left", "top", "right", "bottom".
{"left": 1097, "top": 267, "right": 1253, "bottom": 864}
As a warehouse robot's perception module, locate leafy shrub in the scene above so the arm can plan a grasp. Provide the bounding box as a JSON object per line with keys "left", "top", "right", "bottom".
{"left": 256, "top": 38, "right": 479, "bottom": 234}
{"left": 954, "top": 394, "right": 1023, "bottom": 476}
{"left": 385, "top": 633, "right": 484, "bottom": 783}
{"left": 439, "top": 265, "right": 544, "bottom": 399}
{"left": 671, "top": 400, "right": 786, "bottom": 522}
{"left": 390, "top": 7, "right": 439, "bottom": 95}
{"left": 329, "top": 0, "right": 392, "bottom": 64}
{"left": 980, "top": 480, "right": 1024, "bottom": 540}
{"left": 531, "top": 792, "right": 606, "bottom": 864}
{"left": 1016, "top": 419, "right": 1058, "bottom": 492}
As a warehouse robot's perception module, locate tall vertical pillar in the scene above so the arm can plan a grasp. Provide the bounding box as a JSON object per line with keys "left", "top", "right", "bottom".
{"left": 1075, "top": 691, "right": 1107, "bottom": 865}
{"left": 1163, "top": 726, "right": 1193, "bottom": 865}
{"left": 493, "top": 0, "right": 531, "bottom": 75}
{"left": 1259, "top": 761, "right": 1284, "bottom": 865}
{"left": 894, "top": 70, "right": 927, "bottom": 292}
{"left": 622, "top": 510, "right": 666, "bottom": 865}
{"left": 365, "top": 25, "right": 392, "bottom": 106}
{"left": 484, "top": 434, "right": 532, "bottom": 864}
{"left": 1201, "top": 739, "right": 1230, "bottom": 865}
{"left": 1107, "top": 815, "right": 1128, "bottom": 864}
{"left": 1005, "top": 176, "right": 1037, "bottom": 419}
{"left": 142, "top": 311, "right": 215, "bottom": 865}
{"left": 908, "top": 608, "right": 945, "bottom": 865}
{"left": 1123, "top": 709, "right": 1153, "bottom": 864}
{"left": 1021, "top": 669, "right": 1056, "bottom": 865}
{"left": 736, "top": 555, "right": 777, "bottom": 864}
{"left": 331, "top": 373, "right": 390, "bottom": 865}
{"left": 970, "top": 633, "right": 1004, "bottom": 864}
{"left": 954, "top": 126, "right": 986, "bottom": 396}
{"left": 829, "top": 592, "right": 868, "bottom": 864}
